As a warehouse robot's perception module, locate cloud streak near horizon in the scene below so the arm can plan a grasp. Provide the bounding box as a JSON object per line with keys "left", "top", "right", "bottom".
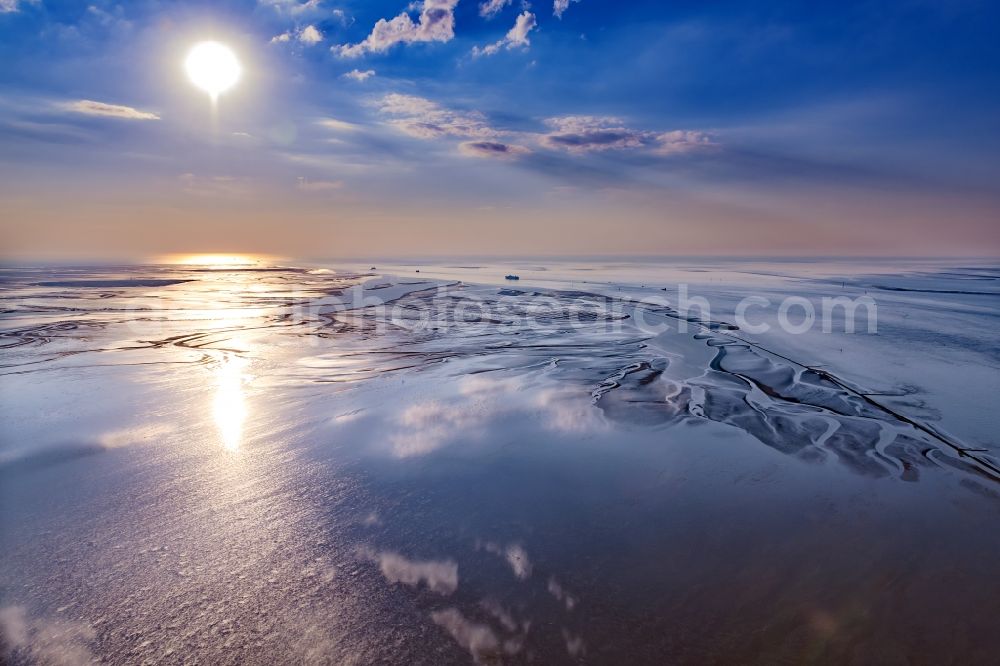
{"left": 64, "top": 100, "right": 160, "bottom": 120}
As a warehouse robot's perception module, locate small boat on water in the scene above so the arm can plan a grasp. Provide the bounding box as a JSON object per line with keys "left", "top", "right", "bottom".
{"left": 505, "top": 274, "right": 520, "bottom": 281}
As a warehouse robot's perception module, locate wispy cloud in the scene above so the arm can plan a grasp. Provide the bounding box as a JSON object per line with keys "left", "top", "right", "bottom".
{"left": 0, "top": 118, "right": 93, "bottom": 144}
{"left": 342, "top": 68, "right": 375, "bottom": 82}
{"left": 336, "top": 0, "right": 459, "bottom": 57}
{"left": 296, "top": 177, "right": 344, "bottom": 191}
{"left": 373, "top": 93, "right": 713, "bottom": 162}
{"left": 64, "top": 100, "right": 159, "bottom": 120}
{"left": 655, "top": 130, "right": 715, "bottom": 155}
{"left": 459, "top": 141, "right": 531, "bottom": 159}
{"left": 258, "top": 0, "right": 323, "bottom": 17}
{"left": 376, "top": 93, "right": 499, "bottom": 140}
{"left": 317, "top": 117, "right": 361, "bottom": 132}
{"left": 553, "top": 0, "right": 581, "bottom": 19}
{"left": 178, "top": 173, "right": 252, "bottom": 198}
{"left": 542, "top": 116, "right": 646, "bottom": 152}
{"left": 0, "top": 0, "right": 38, "bottom": 13}
{"left": 542, "top": 116, "right": 714, "bottom": 154}
{"left": 473, "top": 11, "right": 537, "bottom": 57}
{"left": 479, "top": 0, "right": 512, "bottom": 19}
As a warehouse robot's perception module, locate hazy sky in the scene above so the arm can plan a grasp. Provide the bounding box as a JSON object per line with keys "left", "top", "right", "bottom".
{"left": 1, "top": 0, "right": 999, "bottom": 260}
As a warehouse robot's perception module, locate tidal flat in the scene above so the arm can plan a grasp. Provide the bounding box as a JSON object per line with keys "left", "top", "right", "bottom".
{"left": 1, "top": 259, "right": 998, "bottom": 664}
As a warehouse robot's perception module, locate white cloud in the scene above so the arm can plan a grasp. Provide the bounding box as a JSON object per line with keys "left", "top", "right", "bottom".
{"left": 299, "top": 24, "right": 323, "bottom": 44}
{"left": 459, "top": 141, "right": 531, "bottom": 160}
{"left": 553, "top": 0, "right": 581, "bottom": 19}
{"left": 472, "top": 11, "right": 537, "bottom": 56}
{"left": 272, "top": 24, "right": 323, "bottom": 44}
{"left": 479, "top": 0, "right": 511, "bottom": 19}
{"left": 655, "top": 129, "right": 716, "bottom": 154}
{"left": 342, "top": 68, "right": 376, "bottom": 81}
{"left": 377, "top": 93, "right": 441, "bottom": 117}
{"left": 506, "top": 11, "right": 537, "bottom": 47}
{"left": 64, "top": 100, "right": 160, "bottom": 120}
{"left": 376, "top": 93, "right": 500, "bottom": 140}
{"left": 336, "top": 0, "right": 459, "bottom": 57}
{"left": 0, "top": 0, "right": 38, "bottom": 13}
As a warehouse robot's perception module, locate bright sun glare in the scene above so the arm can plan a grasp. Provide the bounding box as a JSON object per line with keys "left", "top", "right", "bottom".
{"left": 170, "top": 254, "right": 263, "bottom": 267}
{"left": 214, "top": 355, "right": 248, "bottom": 452}
{"left": 185, "top": 41, "right": 241, "bottom": 100}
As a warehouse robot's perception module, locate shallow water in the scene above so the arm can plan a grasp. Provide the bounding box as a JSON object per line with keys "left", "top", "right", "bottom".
{"left": 1, "top": 260, "right": 998, "bottom": 664}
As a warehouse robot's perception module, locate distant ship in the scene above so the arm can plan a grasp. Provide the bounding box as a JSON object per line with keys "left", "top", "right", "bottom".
{"left": 505, "top": 274, "right": 520, "bottom": 281}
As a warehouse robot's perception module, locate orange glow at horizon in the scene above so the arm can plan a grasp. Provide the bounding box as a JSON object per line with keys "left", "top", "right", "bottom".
{"left": 159, "top": 253, "right": 276, "bottom": 267}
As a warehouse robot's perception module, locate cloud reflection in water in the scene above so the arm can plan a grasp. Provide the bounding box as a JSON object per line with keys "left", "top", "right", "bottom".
{"left": 386, "top": 374, "right": 603, "bottom": 458}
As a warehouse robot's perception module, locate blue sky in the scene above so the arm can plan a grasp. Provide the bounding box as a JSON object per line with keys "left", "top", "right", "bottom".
{"left": 1, "top": 0, "right": 999, "bottom": 259}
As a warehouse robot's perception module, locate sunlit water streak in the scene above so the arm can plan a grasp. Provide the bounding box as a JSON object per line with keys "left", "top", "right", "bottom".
{"left": 213, "top": 354, "right": 248, "bottom": 451}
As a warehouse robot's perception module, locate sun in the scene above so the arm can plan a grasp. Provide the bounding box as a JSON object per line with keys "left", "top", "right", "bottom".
{"left": 185, "top": 41, "right": 241, "bottom": 100}
{"left": 158, "top": 253, "right": 270, "bottom": 268}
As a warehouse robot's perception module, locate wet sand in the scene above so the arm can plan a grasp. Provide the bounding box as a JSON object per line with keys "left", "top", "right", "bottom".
{"left": 1, "top": 260, "right": 998, "bottom": 664}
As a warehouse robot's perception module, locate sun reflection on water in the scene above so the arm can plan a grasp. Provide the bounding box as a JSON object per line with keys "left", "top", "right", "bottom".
{"left": 214, "top": 355, "right": 248, "bottom": 451}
